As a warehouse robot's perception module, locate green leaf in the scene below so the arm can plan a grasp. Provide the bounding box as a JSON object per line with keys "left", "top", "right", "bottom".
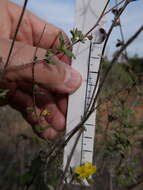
{"left": 59, "top": 32, "right": 65, "bottom": 49}
{"left": 57, "top": 31, "right": 77, "bottom": 59}
{"left": 86, "top": 178, "right": 95, "bottom": 184}
{"left": 62, "top": 48, "right": 76, "bottom": 59}
{"left": 46, "top": 58, "right": 58, "bottom": 65}
{"left": 45, "top": 49, "right": 58, "bottom": 65}
{"left": 26, "top": 106, "right": 34, "bottom": 112}
{"left": 0, "top": 89, "right": 9, "bottom": 99}
{"left": 70, "top": 28, "right": 85, "bottom": 43}
{"left": 45, "top": 56, "right": 58, "bottom": 65}
{"left": 35, "top": 125, "right": 50, "bottom": 133}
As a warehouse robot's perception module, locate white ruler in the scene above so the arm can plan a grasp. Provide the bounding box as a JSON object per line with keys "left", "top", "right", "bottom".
{"left": 63, "top": 0, "right": 107, "bottom": 179}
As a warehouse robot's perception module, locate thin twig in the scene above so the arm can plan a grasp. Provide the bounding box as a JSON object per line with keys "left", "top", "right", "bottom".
{"left": 18, "top": 2, "right": 143, "bottom": 189}
{"left": 4, "top": 59, "right": 44, "bottom": 72}
{"left": 25, "top": 23, "right": 142, "bottom": 186}
{"left": 115, "top": 0, "right": 128, "bottom": 60}
{"left": 85, "top": 0, "right": 110, "bottom": 36}
{"left": 64, "top": 24, "right": 143, "bottom": 148}
{"left": 4, "top": 0, "right": 29, "bottom": 70}
{"left": 85, "top": 25, "right": 143, "bottom": 125}
{"left": 104, "top": 0, "right": 126, "bottom": 15}
{"left": 127, "top": 172, "right": 143, "bottom": 190}
{"left": 57, "top": 128, "right": 84, "bottom": 190}
{"left": 32, "top": 24, "right": 46, "bottom": 118}
{"left": 2, "top": 0, "right": 127, "bottom": 75}
{"left": 85, "top": 0, "right": 129, "bottom": 118}
{"left": 84, "top": 0, "right": 129, "bottom": 119}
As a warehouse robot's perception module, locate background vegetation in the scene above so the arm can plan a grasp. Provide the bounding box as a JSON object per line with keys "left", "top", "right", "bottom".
{"left": 0, "top": 56, "right": 143, "bottom": 190}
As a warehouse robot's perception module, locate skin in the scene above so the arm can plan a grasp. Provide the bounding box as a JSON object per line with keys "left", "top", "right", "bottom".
{"left": 0, "top": 0, "right": 82, "bottom": 140}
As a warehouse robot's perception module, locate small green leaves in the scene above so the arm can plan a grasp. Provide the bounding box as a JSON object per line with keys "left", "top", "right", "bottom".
{"left": 70, "top": 28, "right": 85, "bottom": 43}
{"left": 59, "top": 32, "right": 65, "bottom": 50}
{"left": 45, "top": 32, "right": 77, "bottom": 61}
{"left": 0, "top": 89, "right": 9, "bottom": 99}
{"left": 40, "top": 109, "right": 51, "bottom": 117}
{"left": 61, "top": 47, "right": 76, "bottom": 59}
{"left": 26, "top": 106, "right": 35, "bottom": 113}
{"left": 35, "top": 125, "right": 50, "bottom": 133}
{"left": 58, "top": 32, "right": 76, "bottom": 59}
{"left": 45, "top": 49, "right": 58, "bottom": 65}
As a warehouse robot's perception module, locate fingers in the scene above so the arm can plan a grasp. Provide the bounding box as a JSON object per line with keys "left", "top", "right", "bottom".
{"left": 17, "top": 80, "right": 68, "bottom": 118}
{"left": 8, "top": 1, "right": 70, "bottom": 50}
{"left": 7, "top": 1, "right": 34, "bottom": 45}
{"left": 29, "top": 11, "right": 70, "bottom": 50}
{"left": 8, "top": 1, "right": 71, "bottom": 64}
{"left": 33, "top": 87, "right": 66, "bottom": 132}
{"left": 57, "top": 52, "right": 71, "bottom": 65}
{"left": 17, "top": 81, "right": 67, "bottom": 131}
{"left": 9, "top": 88, "right": 61, "bottom": 140}
{"left": 33, "top": 58, "right": 81, "bottom": 93}
{"left": 1, "top": 38, "right": 81, "bottom": 94}
{"left": 55, "top": 94, "right": 68, "bottom": 116}
{"left": 0, "top": 80, "right": 17, "bottom": 106}
{"left": 6, "top": 80, "right": 67, "bottom": 139}
{"left": 0, "top": 1, "right": 80, "bottom": 141}
{"left": 0, "top": 0, "right": 11, "bottom": 38}
{"left": 1, "top": 1, "right": 81, "bottom": 94}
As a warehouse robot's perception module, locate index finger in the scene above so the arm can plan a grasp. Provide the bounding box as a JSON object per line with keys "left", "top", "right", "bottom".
{"left": 29, "top": 12, "right": 70, "bottom": 50}
{"left": 8, "top": 1, "right": 71, "bottom": 63}
{"left": 29, "top": 12, "right": 71, "bottom": 64}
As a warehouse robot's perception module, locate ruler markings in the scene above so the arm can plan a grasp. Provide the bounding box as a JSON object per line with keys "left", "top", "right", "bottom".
{"left": 85, "top": 123, "right": 95, "bottom": 127}
{"left": 86, "top": 97, "right": 92, "bottom": 100}
{"left": 88, "top": 83, "right": 95, "bottom": 87}
{"left": 84, "top": 136, "right": 93, "bottom": 139}
{"left": 80, "top": 40, "right": 93, "bottom": 164}
{"left": 90, "top": 56, "right": 100, "bottom": 59}
{"left": 89, "top": 71, "right": 98, "bottom": 74}
{"left": 83, "top": 150, "right": 93, "bottom": 153}
{"left": 63, "top": 0, "right": 107, "bottom": 185}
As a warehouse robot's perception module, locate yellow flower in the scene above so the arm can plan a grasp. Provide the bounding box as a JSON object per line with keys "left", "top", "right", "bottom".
{"left": 74, "top": 162, "right": 97, "bottom": 178}
{"left": 41, "top": 109, "right": 51, "bottom": 116}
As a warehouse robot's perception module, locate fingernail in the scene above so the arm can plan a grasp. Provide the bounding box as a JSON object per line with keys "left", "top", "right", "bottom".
{"left": 64, "top": 67, "right": 82, "bottom": 91}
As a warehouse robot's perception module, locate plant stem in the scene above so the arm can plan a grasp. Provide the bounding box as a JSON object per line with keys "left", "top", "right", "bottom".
{"left": 4, "top": 0, "right": 29, "bottom": 70}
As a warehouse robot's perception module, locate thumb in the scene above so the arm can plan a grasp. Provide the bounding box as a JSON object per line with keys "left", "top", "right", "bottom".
{"left": 1, "top": 39, "right": 81, "bottom": 93}
{"left": 34, "top": 59, "right": 82, "bottom": 93}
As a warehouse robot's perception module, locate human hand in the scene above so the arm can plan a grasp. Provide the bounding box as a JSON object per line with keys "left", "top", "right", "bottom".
{"left": 0, "top": 0, "right": 81, "bottom": 139}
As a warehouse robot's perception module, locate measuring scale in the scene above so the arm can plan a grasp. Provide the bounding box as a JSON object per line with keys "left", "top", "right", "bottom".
{"left": 63, "top": 0, "right": 107, "bottom": 183}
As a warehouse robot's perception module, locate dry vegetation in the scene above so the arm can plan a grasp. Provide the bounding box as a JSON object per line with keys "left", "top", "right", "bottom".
{"left": 0, "top": 57, "right": 143, "bottom": 190}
